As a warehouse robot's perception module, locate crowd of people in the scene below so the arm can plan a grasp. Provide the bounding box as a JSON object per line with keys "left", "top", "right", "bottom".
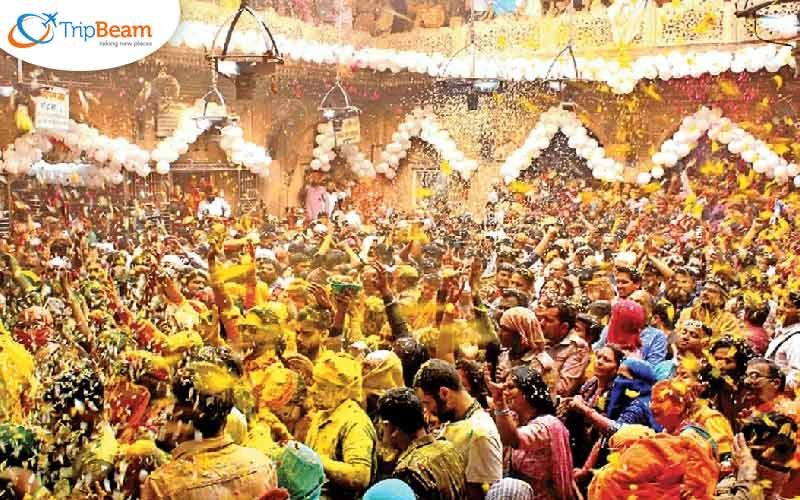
{"left": 1, "top": 151, "right": 800, "bottom": 500}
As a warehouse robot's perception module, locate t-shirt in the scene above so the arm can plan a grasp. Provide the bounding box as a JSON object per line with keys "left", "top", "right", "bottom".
{"left": 438, "top": 403, "right": 503, "bottom": 485}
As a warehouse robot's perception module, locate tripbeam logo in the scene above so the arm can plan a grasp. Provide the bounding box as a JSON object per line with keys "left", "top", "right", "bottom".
{"left": 8, "top": 13, "right": 58, "bottom": 49}
{"left": 0, "top": 0, "right": 180, "bottom": 71}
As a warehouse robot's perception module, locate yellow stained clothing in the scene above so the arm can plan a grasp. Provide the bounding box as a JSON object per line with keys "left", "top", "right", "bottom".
{"left": 224, "top": 281, "right": 271, "bottom": 307}
{"left": 305, "top": 399, "right": 376, "bottom": 500}
{"left": 692, "top": 401, "right": 734, "bottom": 457}
{"left": 677, "top": 306, "right": 741, "bottom": 340}
{"left": 141, "top": 435, "right": 277, "bottom": 500}
{"left": 0, "top": 335, "right": 36, "bottom": 424}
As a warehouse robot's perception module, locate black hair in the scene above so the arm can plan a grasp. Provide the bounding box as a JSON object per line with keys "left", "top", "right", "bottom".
{"left": 413, "top": 359, "right": 462, "bottom": 395}
{"left": 741, "top": 411, "right": 797, "bottom": 468}
{"left": 748, "top": 357, "right": 786, "bottom": 392}
{"left": 509, "top": 365, "right": 555, "bottom": 415}
{"left": 393, "top": 337, "right": 431, "bottom": 387}
{"left": 552, "top": 300, "right": 577, "bottom": 330}
{"left": 44, "top": 364, "right": 104, "bottom": 416}
{"left": 616, "top": 266, "right": 641, "bottom": 283}
{"left": 497, "top": 262, "right": 516, "bottom": 274}
{"left": 377, "top": 387, "right": 426, "bottom": 435}
{"left": 455, "top": 359, "right": 489, "bottom": 408}
{"left": 744, "top": 302, "right": 770, "bottom": 327}
{"left": 652, "top": 301, "right": 676, "bottom": 330}
{"left": 172, "top": 363, "right": 235, "bottom": 438}
{"left": 501, "top": 288, "right": 531, "bottom": 307}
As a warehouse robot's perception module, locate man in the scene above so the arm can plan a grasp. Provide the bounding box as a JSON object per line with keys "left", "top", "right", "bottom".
{"left": 142, "top": 359, "right": 279, "bottom": 499}
{"left": 740, "top": 357, "right": 797, "bottom": 419}
{"left": 413, "top": 359, "right": 502, "bottom": 499}
{"left": 538, "top": 301, "right": 590, "bottom": 397}
{"left": 663, "top": 266, "right": 697, "bottom": 312}
{"left": 677, "top": 277, "right": 741, "bottom": 340}
{"left": 655, "top": 320, "right": 710, "bottom": 380}
{"left": 377, "top": 387, "right": 466, "bottom": 500}
{"left": 765, "top": 289, "right": 800, "bottom": 391}
{"left": 614, "top": 266, "right": 641, "bottom": 299}
{"left": 295, "top": 306, "right": 332, "bottom": 362}
{"left": 305, "top": 352, "right": 376, "bottom": 500}
{"left": 593, "top": 292, "right": 668, "bottom": 366}
{"left": 197, "top": 188, "right": 231, "bottom": 220}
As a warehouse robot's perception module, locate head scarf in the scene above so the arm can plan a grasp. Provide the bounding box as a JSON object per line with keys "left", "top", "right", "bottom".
{"left": 311, "top": 351, "right": 363, "bottom": 409}
{"left": 486, "top": 478, "right": 535, "bottom": 500}
{"left": 607, "top": 299, "right": 646, "bottom": 349}
{"left": 276, "top": 441, "right": 325, "bottom": 500}
{"left": 608, "top": 424, "right": 656, "bottom": 449}
{"left": 363, "top": 351, "right": 404, "bottom": 405}
{"left": 607, "top": 358, "right": 659, "bottom": 429}
{"left": 500, "top": 307, "right": 545, "bottom": 351}
{"left": 363, "top": 479, "right": 416, "bottom": 500}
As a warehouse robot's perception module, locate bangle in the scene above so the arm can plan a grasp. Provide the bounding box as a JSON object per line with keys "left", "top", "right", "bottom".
{"left": 493, "top": 408, "right": 512, "bottom": 417}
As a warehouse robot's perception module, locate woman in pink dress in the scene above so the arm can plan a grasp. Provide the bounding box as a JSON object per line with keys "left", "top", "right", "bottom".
{"left": 486, "top": 364, "right": 575, "bottom": 500}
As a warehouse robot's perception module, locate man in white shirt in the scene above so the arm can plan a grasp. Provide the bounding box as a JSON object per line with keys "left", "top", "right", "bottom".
{"left": 197, "top": 189, "right": 231, "bottom": 220}
{"left": 413, "top": 359, "right": 502, "bottom": 500}
{"left": 766, "top": 290, "right": 800, "bottom": 392}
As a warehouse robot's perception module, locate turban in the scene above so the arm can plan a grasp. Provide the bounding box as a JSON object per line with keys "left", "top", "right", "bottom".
{"left": 607, "top": 299, "right": 646, "bottom": 348}
{"left": 256, "top": 364, "right": 302, "bottom": 411}
{"left": 312, "top": 352, "right": 363, "bottom": 406}
{"left": 276, "top": 441, "right": 325, "bottom": 500}
{"left": 363, "top": 351, "right": 404, "bottom": 404}
{"left": 364, "top": 479, "right": 416, "bottom": 500}
{"left": 500, "top": 307, "right": 545, "bottom": 350}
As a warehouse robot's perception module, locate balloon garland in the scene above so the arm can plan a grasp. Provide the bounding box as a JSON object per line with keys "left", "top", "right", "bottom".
{"left": 499, "top": 106, "right": 625, "bottom": 183}
{"left": 648, "top": 106, "right": 800, "bottom": 187}
{"left": 310, "top": 107, "right": 478, "bottom": 180}
{"left": 0, "top": 101, "right": 272, "bottom": 186}
{"left": 168, "top": 20, "right": 796, "bottom": 95}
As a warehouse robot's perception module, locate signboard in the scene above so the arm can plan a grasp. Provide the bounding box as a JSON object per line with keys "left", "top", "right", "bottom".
{"left": 33, "top": 86, "right": 69, "bottom": 132}
{"left": 334, "top": 116, "right": 361, "bottom": 145}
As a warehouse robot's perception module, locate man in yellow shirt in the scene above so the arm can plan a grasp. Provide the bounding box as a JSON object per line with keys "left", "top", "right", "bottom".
{"left": 305, "top": 351, "right": 377, "bottom": 500}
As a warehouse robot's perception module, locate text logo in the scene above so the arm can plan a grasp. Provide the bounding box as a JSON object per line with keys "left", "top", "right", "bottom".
{"left": 0, "top": 0, "right": 180, "bottom": 71}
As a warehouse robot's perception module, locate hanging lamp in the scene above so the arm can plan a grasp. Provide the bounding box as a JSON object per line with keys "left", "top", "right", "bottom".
{"left": 206, "top": 0, "right": 283, "bottom": 99}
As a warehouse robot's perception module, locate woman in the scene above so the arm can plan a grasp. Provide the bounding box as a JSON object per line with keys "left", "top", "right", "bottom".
{"left": 650, "top": 379, "right": 724, "bottom": 465}
{"left": 496, "top": 307, "right": 558, "bottom": 393}
{"left": 562, "top": 345, "right": 624, "bottom": 468}
{"left": 568, "top": 358, "right": 660, "bottom": 433}
{"left": 485, "top": 365, "right": 574, "bottom": 500}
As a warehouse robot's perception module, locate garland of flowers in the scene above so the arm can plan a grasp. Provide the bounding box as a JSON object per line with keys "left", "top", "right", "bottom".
{"left": 647, "top": 106, "right": 800, "bottom": 187}
{"left": 310, "top": 107, "right": 477, "bottom": 180}
{"left": 499, "top": 106, "right": 625, "bottom": 183}
{"left": 168, "top": 20, "right": 796, "bottom": 95}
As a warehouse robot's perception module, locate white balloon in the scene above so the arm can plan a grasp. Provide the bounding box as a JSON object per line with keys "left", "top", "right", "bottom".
{"left": 385, "top": 169, "right": 396, "bottom": 180}
{"left": 651, "top": 166, "right": 665, "bottom": 179}
{"left": 795, "top": 175, "right": 800, "bottom": 188}
{"left": 156, "top": 160, "right": 170, "bottom": 175}
{"left": 636, "top": 172, "right": 652, "bottom": 185}
{"left": 310, "top": 159, "right": 322, "bottom": 170}
{"left": 321, "top": 163, "right": 331, "bottom": 172}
